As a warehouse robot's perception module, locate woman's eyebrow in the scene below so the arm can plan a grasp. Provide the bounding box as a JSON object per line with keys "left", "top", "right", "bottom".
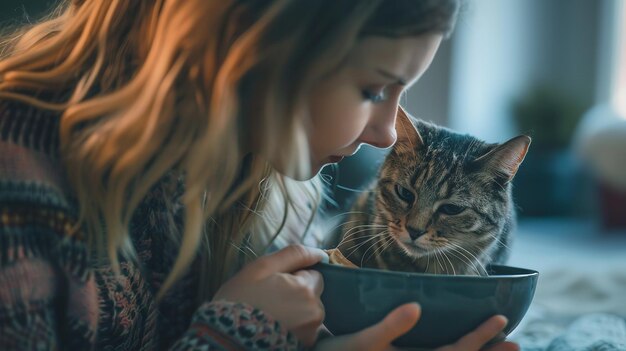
{"left": 376, "top": 68, "right": 407, "bottom": 86}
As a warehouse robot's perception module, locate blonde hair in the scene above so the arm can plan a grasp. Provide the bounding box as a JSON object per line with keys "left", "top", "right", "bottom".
{"left": 0, "top": 0, "right": 458, "bottom": 300}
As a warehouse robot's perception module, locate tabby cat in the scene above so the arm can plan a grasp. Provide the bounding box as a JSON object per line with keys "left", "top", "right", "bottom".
{"left": 330, "top": 108, "right": 530, "bottom": 276}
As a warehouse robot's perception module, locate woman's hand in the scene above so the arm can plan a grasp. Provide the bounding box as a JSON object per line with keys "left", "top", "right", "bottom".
{"left": 436, "top": 315, "right": 519, "bottom": 351}
{"left": 313, "top": 303, "right": 421, "bottom": 351}
{"left": 314, "top": 303, "right": 520, "bottom": 351}
{"left": 212, "top": 244, "right": 327, "bottom": 347}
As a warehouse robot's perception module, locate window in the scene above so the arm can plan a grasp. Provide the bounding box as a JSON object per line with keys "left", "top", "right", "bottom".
{"left": 613, "top": 1, "right": 626, "bottom": 117}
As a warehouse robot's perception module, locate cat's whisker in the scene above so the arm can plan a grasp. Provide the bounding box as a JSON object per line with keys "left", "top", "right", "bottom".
{"left": 447, "top": 248, "right": 479, "bottom": 275}
{"left": 365, "top": 235, "right": 395, "bottom": 264}
{"left": 337, "top": 219, "right": 386, "bottom": 232}
{"left": 449, "top": 241, "right": 482, "bottom": 266}
{"left": 445, "top": 248, "right": 469, "bottom": 274}
{"left": 337, "top": 233, "right": 388, "bottom": 247}
{"left": 324, "top": 119, "right": 524, "bottom": 277}
{"left": 439, "top": 248, "right": 456, "bottom": 276}
{"left": 347, "top": 238, "right": 385, "bottom": 263}
{"left": 435, "top": 248, "right": 445, "bottom": 274}
{"left": 338, "top": 225, "right": 387, "bottom": 244}
{"left": 447, "top": 246, "right": 480, "bottom": 275}
{"left": 340, "top": 224, "right": 387, "bottom": 240}
{"left": 344, "top": 223, "right": 388, "bottom": 230}
{"left": 487, "top": 232, "right": 511, "bottom": 251}
{"left": 345, "top": 232, "right": 390, "bottom": 258}
{"left": 433, "top": 249, "right": 445, "bottom": 274}
{"left": 439, "top": 250, "right": 448, "bottom": 275}
{"left": 335, "top": 184, "right": 376, "bottom": 193}
{"left": 360, "top": 235, "right": 390, "bottom": 267}
{"left": 433, "top": 248, "right": 442, "bottom": 274}
{"left": 329, "top": 218, "right": 369, "bottom": 228}
{"left": 438, "top": 249, "right": 452, "bottom": 274}
{"left": 373, "top": 237, "right": 395, "bottom": 261}
{"left": 327, "top": 211, "right": 383, "bottom": 221}
{"left": 326, "top": 219, "right": 383, "bottom": 237}
{"left": 449, "top": 241, "right": 489, "bottom": 276}
{"left": 344, "top": 231, "right": 389, "bottom": 257}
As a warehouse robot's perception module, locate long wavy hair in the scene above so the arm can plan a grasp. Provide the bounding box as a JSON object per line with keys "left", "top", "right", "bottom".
{"left": 0, "top": 0, "right": 459, "bottom": 300}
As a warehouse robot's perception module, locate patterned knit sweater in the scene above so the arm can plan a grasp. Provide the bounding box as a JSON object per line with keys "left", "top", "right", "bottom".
{"left": 0, "top": 99, "right": 300, "bottom": 350}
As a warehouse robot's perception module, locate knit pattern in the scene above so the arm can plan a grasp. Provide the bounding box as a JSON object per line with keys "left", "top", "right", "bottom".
{"left": 0, "top": 99, "right": 299, "bottom": 350}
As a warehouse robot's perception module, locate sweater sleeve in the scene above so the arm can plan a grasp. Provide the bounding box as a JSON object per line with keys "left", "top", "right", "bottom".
{"left": 0, "top": 203, "right": 96, "bottom": 350}
{"left": 0, "top": 228, "right": 60, "bottom": 350}
{"left": 0, "top": 102, "right": 303, "bottom": 350}
{"left": 169, "top": 301, "right": 301, "bottom": 351}
{"left": 0, "top": 118, "right": 97, "bottom": 350}
{"left": 0, "top": 201, "right": 301, "bottom": 351}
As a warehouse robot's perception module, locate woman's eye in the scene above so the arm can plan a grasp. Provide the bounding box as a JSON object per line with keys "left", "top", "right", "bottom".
{"left": 394, "top": 184, "right": 415, "bottom": 203}
{"left": 362, "top": 88, "right": 387, "bottom": 103}
{"left": 438, "top": 204, "right": 466, "bottom": 216}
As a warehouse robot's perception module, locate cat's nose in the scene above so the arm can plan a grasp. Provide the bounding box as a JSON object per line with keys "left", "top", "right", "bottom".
{"left": 407, "top": 227, "right": 427, "bottom": 240}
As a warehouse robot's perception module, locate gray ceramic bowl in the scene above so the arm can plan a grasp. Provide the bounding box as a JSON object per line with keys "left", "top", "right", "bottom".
{"left": 312, "top": 263, "right": 538, "bottom": 349}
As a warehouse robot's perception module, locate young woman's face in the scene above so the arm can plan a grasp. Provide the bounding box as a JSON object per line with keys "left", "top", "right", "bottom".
{"left": 304, "top": 34, "right": 443, "bottom": 177}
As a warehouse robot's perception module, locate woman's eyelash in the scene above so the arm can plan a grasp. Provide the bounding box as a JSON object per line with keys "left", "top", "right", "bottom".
{"left": 362, "top": 89, "right": 387, "bottom": 103}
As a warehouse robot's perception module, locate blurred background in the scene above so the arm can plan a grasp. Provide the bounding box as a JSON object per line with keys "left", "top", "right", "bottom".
{"left": 327, "top": 1, "right": 626, "bottom": 347}
{"left": 2, "top": 0, "right": 625, "bottom": 349}
{"left": 334, "top": 1, "right": 626, "bottom": 349}
{"left": 2, "top": 0, "right": 623, "bottom": 225}
{"left": 323, "top": 0, "right": 626, "bottom": 224}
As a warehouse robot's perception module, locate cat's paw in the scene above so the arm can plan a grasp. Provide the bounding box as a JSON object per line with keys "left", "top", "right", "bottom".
{"left": 325, "top": 248, "right": 358, "bottom": 268}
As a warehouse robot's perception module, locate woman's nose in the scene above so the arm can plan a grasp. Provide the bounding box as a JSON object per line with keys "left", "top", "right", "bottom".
{"left": 358, "top": 105, "right": 398, "bottom": 149}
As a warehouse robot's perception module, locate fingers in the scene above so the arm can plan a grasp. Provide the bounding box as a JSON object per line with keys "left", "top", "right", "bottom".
{"left": 351, "top": 303, "right": 421, "bottom": 350}
{"left": 252, "top": 245, "right": 328, "bottom": 276}
{"left": 294, "top": 269, "right": 324, "bottom": 297}
{"left": 289, "top": 271, "right": 325, "bottom": 348}
{"left": 292, "top": 323, "right": 322, "bottom": 347}
{"left": 451, "top": 315, "right": 508, "bottom": 350}
{"left": 483, "top": 341, "right": 520, "bottom": 351}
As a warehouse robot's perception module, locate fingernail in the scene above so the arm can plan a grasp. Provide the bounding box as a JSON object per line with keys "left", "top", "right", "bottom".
{"left": 402, "top": 303, "right": 421, "bottom": 322}
{"left": 501, "top": 315, "right": 508, "bottom": 326}
{"left": 320, "top": 250, "right": 329, "bottom": 264}
{"left": 402, "top": 302, "right": 421, "bottom": 314}
{"left": 311, "top": 247, "right": 329, "bottom": 263}
{"left": 496, "top": 315, "right": 509, "bottom": 329}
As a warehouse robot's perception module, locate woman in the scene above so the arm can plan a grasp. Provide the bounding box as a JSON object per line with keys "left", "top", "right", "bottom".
{"left": 0, "top": 0, "right": 519, "bottom": 350}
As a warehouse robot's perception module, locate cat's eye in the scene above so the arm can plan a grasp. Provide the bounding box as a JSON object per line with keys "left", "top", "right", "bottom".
{"left": 395, "top": 184, "right": 415, "bottom": 203}
{"left": 438, "top": 204, "right": 466, "bottom": 216}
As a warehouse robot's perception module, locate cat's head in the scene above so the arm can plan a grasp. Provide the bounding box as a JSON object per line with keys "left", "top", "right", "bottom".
{"left": 376, "top": 107, "right": 530, "bottom": 263}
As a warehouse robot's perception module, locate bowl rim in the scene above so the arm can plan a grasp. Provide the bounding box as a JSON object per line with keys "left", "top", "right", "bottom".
{"left": 312, "top": 262, "right": 539, "bottom": 280}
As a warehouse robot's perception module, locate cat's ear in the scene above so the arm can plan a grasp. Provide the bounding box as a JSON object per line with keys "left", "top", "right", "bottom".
{"left": 474, "top": 135, "right": 531, "bottom": 183}
{"left": 395, "top": 106, "right": 424, "bottom": 151}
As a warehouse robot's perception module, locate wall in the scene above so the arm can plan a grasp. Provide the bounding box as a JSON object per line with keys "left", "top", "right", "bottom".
{"left": 448, "top": 0, "right": 601, "bottom": 142}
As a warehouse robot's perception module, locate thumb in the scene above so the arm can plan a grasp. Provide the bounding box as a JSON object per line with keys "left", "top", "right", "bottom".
{"left": 351, "top": 303, "right": 421, "bottom": 350}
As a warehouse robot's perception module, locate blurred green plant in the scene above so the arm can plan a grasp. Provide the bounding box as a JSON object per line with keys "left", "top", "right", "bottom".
{"left": 512, "top": 86, "right": 586, "bottom": 150}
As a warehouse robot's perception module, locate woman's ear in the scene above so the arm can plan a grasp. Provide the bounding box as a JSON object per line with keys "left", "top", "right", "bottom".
{"left": 395, "top": 106, "right": 424, "bottom": 152}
